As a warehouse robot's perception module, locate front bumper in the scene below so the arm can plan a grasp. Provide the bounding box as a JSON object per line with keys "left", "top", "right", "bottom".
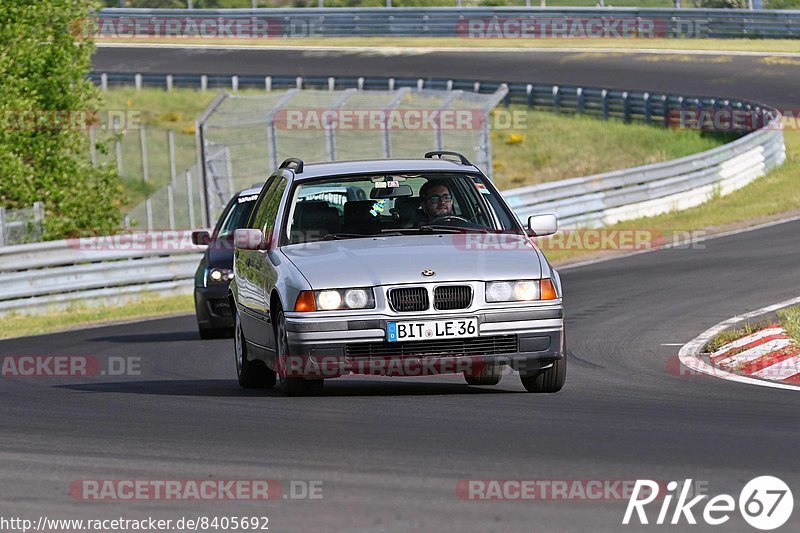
{"left": 194, "top": 285, "right": 233, "bottom": 330}
{"left": 281, "top": 306, "right": 565, "bottom": 378}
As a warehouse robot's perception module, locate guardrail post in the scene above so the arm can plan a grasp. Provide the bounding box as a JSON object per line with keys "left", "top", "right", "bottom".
{"left": 622, "top": 91, "right": 630, "bottom": 123}
{"left": 357, "top": 77, "right": 364, "bottom": 91}
{"left": 577, "top": 87, "right": 584, "bottom": 115}
{"left": 388, "top": 78, "right": 395, "bottom": 91}
{"left": 662, "top": 95, "right": 670, "bottom": 128}
{"left": 201, "top": 75, "right": 208, "bottom": 91}
{"left": 166, "top": 74, "right": 173, "bottom": 91}
{"left": 0, "top": 207, "right": 6, "bottom": 248}
{"left": 417, "top": 79, "right": 424, "bottom": 91}
{"left": 328, "top": 77, "right": 335, "bottom": 91}
{"left": 296, "top": 76, "right": 303, "bottom": 90}
{"left": 134, "top": 73, "right": 142, "bottom": 90}
{"left": 265, "top": 76, "right": 272, "bottom": 92}
{"left": 602, "top": 90, "right": 609, "bottom": 120}
{"left": 100, "top": 73, "right": 108, "bottom": 91}
{"left": 553, "top": 86, "right": 560, "bottom": 114}
{"left": 231, "top": 75, "right": 239, "bottom": 92}
{"left": 526, "top": 84, "right": 533, "bottom": 108}
{"left": 643, "top": 93, "right": 651, "bottom": 124}
{"left": 473, "top": 81, "right": 480, "bottom": 93}
{"left": 447, "top": 80, "right": 453, "bottom": 91}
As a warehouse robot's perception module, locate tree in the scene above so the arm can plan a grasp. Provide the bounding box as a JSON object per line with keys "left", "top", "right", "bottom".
{"left": 0, "top": 0, "right": 123, "bottom": 239}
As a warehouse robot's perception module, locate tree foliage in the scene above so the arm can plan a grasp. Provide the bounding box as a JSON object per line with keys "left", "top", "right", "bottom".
{"left": 0, "top": 0, "right": 123, "bottom": 239}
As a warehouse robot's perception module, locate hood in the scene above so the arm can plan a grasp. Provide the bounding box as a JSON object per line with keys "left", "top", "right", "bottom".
{"left": 281, "top": 233, "right": 543, "bottom": 289}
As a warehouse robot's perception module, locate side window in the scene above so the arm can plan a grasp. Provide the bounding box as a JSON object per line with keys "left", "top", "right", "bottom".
{"left": 248, "top": 177, "right": 278, "bottom": 231}
{"left": 262, "top": 178, "right": 287, "bottom": 237}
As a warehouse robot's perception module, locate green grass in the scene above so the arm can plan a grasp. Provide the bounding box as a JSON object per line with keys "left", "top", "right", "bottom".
{"left": 491, "top": 108, "right": 728, "bottom": 189}
{"left": 97, "top": 36, "right": 800, "bottom": 54}
{"left": 0, "top": 294, "right": 194, "bottom": 340}
{"left": 704, "top": 305, "right": 800, "bottom": 353}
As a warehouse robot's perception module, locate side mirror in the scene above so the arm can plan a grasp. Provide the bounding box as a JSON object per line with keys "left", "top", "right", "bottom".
{"left": 191, "top": 230, "right": 210, "bottom": 246}
{"left": 234, "top": 228, "right": 264, "bottom": 250}
{"left": 526, "top": 214, "right": 558, "bottom": 237}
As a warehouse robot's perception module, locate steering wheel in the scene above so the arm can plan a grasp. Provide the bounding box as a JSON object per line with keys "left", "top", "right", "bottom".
{"left": 427, "top": 215, "right": 472, "bottom": 225}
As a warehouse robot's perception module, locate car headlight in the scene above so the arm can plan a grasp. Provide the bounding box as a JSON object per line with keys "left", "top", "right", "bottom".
{"left": 294, "top": 288, "right": 376, "bottom": 312}
{"left": 206, "top": 268, "right": 233, "bottom": 285}
{"left": 486, "top": 279, "right": 557, "bottom": 302}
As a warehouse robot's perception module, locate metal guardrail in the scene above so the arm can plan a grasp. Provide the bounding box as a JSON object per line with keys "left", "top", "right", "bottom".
{"left": 97, "top": 7, "right": 800, "bottom": 39}
{"left": 0, "top": 232, "right": 203, "bottom": 315}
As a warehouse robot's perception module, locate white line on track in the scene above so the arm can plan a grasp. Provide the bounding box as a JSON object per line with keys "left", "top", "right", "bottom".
{"left": 678, "top": 297, "right": 800, "bottom": 392}
{"left": 95, "top": 42, "right": 800, "bottom": 58}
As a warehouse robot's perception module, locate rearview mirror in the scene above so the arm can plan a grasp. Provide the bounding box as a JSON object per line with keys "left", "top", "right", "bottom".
{"left": 191, "top": 230, "right": 210, "bottom": 246}
{"left": 234, "top": 228, "right": 264, "bottom": 250}
{"left": 526, "top": 214, "right": 558, "bottom": 237}
{"left": 370, "top": 184, "right": 413, "bottom": 199}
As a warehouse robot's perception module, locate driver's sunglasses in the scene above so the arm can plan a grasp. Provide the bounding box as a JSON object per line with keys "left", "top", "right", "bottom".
{"left": 426, "top": 194, "right": 453, "bottom": 203}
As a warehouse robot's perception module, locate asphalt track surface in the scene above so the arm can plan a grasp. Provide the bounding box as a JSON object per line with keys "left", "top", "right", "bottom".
{"left": 1, "top": 47, "right": 798, "bottom": 532}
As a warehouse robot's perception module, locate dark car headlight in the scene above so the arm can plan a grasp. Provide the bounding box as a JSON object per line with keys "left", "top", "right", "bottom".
{"left": 206, "top": 268, "right": 234, "bottom": 286}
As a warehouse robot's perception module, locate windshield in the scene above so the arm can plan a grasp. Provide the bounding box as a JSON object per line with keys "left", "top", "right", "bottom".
{"left": 282, "top": 173, "right": 520, "bottom": 245}
{"left": 215, "top": 193, "right": 259, "bottom": 239}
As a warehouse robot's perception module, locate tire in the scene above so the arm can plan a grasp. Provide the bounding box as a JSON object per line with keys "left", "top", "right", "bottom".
{"left": 275, "top": 309, "right": 324, "bottom": 397}
{"left": 519, "top": 356, "right": 566, "bottom": 393}
{"left": 463, "top": 364, "right": 502, "bottom": 386}
{"left": 234, "top": 308, "right": 276, "bottom": 389}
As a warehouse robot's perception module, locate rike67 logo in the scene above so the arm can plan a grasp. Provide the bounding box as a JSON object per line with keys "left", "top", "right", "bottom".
{"left": 623, "top": 477, "right": 794, "bottom": 530}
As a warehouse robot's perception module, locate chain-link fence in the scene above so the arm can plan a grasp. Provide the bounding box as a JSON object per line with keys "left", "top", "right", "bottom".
{"left": 0, "top": 203, "right": 45, "bottom": 247}
{"left": 124, "top": 86, "right": 507, "bottom": 229}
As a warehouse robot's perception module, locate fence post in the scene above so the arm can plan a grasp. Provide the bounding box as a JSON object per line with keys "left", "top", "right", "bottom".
{"left": 140, "top": 125, "right": 150, "bottom": 182}
{"left": 167, "top": 184, "right": 175, "bottom": 230}
{"left": 145, "top": 198, "right": 153, "bottom": 231}
{"left": 168, "top": 130, "right": 177, "bottom": 185}
{"left": 113, "top": 116, "right": 123, "bottom": 176}
{"left": 89, "top": 125, "right": 97, "bottom": 167}
{"left": 0, "top": 207, "right": 5, "bottom": 248}
{"left": 186, "top": 169, "right": 196, "bottom": 229}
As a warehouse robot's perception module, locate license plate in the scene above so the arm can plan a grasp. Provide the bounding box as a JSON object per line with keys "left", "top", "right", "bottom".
{"left": 386, "top": 318, "right": 479, "bottom": 342}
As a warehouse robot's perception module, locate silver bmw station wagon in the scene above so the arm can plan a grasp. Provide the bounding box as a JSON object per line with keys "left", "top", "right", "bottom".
{"left": 230, "top": 152, "right": 566, "bottom": 396}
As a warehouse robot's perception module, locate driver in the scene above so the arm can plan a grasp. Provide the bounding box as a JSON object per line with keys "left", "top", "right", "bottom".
{"left": 418, "top": 180, "right": 454, "bottom": 224}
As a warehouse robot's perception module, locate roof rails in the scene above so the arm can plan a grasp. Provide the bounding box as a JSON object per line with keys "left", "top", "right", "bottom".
{"left": 424, "top": 151, "right": 472, "bottom": 166}
{"left": 279, "top": 157, "right": 304, "bottom": 174}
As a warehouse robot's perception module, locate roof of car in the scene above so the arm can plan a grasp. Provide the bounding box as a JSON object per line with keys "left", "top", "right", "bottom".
{"left": 288, "top": 158, "right": 481, "bottom": 181}
{"left": 237, "top": 187, "right": 263, "bottom": 197}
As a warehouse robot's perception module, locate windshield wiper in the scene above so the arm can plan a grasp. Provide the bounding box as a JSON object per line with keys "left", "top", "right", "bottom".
{"left": 321, "top": 233, "right": 373, "bottom": 241}
{"left": 418, "top": 224, "right": 489, "bottom": 234}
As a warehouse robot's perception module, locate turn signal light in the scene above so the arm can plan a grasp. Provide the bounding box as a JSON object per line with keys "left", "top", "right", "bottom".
{"left": 540, "top": 279, "right": 557, "bottom": 300}
{"left": 294, "top": 291, "right": 317, "bottom": 312}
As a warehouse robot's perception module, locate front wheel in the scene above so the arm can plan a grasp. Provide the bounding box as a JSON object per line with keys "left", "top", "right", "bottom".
{"left": 234, "top": 308, "right": 276, "bottom": 389}
{"left": 519, "top": 357, "right": 566, "bottom": 393}
{"left": 275, "top": 309, "right": 324, "bottom": 397}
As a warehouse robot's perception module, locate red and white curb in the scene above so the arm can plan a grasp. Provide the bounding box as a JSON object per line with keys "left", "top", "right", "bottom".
{"left": 679, "top": 296, "right": 800, "bottom": 391}
{"left": 709, "top": 325, "right": 800, "bottom": 384}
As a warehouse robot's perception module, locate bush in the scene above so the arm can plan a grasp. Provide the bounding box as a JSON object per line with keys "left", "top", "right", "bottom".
{"left": 0, "top": 0, "right": 123, "bottom": 239}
